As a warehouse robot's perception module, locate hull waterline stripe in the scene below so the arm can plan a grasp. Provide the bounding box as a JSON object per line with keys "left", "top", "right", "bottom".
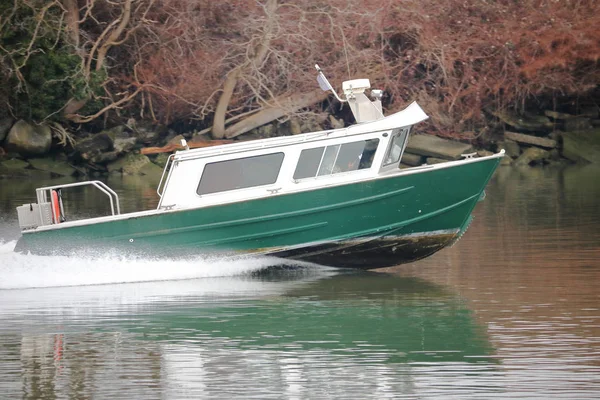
{"left": 111, "top": 186, "right": 415, "bottom": 241}
{"left": 190, "top": 221, "right": 328, "bottom": 247}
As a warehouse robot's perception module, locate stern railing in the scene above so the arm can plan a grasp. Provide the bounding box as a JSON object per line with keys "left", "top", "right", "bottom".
{"left": 35, "top": 181, "right": 121, "bottom": 225}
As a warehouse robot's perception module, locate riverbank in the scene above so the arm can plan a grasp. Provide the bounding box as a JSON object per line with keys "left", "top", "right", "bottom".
{"left": 1, "top": 104, "right": 599, "bottom": 179}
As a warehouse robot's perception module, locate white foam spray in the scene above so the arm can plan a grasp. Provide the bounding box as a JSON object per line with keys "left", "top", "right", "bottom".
{"left": 0, "top": 240, "right": 297, "bottom": 290}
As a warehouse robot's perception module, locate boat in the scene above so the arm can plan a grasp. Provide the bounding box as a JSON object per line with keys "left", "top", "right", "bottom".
{"left": 14, "top": 66, "right": 504, "bottom": 269}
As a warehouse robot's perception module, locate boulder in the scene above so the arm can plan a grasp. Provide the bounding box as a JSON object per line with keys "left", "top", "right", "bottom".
{"left": 129, "top": 120, "right": 166, "bottom": 144}
{"left": 406, "top": 134, "right": 473, "bottom": 160}
{"left": 499, "top": 140, "right": 521, "bottom": 158}
{"left": 500, "top": 156, "right": 513, "bottom": 166}
{"left": 560, "top": 129, "right": 600, "bottom": 164}
{"left": 5, "top": 120, "right": 52, "bottom": 155}
{"left": 257, "top": 123, "right": 275, "bottom": 138}
{"left": 564, "top": 118, "right": 593, "bottom": 132}
{"left": 1, "top": 158, "right": 29, "bottom": 169}
{"left": 0, "top": 117, "right": 13, "bottom": 143}
{"left": 100, "top": 125, "right": 126, "bottom": 140}
{"left": 400, "top": 152, "right": 423, "bottom": 166}
{"left": 28, "top": 157, "right": 77, "bottom": 177}
{"left": 289, "top": 118, "right": 302, "bottom": 135}
{"left": 425, "top": 157, "right": 448, "bottom": 165}
{"left": 300, "top": 114, "right": 327, "bottom": 133}
{"left": 74, "top": 133, "right": 114, "bottom": 163}
{"left": 107, "top": 153, "right": 153, "bottom": 175}
{"left": 0, "top": 158, "right": 36, "bottom": 178}
{"left": 514, "top": 147, "right": 550, "bottom": 166}
{"left": 113, "top": 137, "right": 137, "bottom": 154}
{"left": 328, "top": 115, "right": 345, "bottom": 129}
{"left": 138, "top": 161, "right": 164, "bottom": 180}
{"left": 153, "top": 153, "right": 171, "bottom": 168}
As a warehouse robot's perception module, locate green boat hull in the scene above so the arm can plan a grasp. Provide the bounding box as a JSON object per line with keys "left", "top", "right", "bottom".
{"left": 17, "top": 157, "right": 500, "bottom": 269}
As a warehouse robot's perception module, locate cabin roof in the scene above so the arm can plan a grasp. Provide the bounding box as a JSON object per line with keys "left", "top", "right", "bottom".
{"left": 173, "top": 101, "right": 428, "bottom": 162}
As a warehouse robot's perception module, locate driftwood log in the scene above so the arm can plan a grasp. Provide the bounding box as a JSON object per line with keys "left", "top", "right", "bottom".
{"left": 141, "top": 139, "right": 233, "bottom": 155}
{"left": 504, "top": 131, "right": 557, "bottom": 148}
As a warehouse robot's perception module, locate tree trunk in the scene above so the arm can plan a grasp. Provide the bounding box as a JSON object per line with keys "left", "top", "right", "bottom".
{"left": 211, "top": 68, "right": 241, "bottom": 139}
{"left": 211, "top": 0, "right": 278, "bottom": 139}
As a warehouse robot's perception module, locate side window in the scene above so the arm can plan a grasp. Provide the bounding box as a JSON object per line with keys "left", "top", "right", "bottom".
{"left": 293, "top": 139, "right": 379, "bottom": 180}
{"left": 384, "top": 127, "right": 410, "bottom": 165}
{"left": 197, "top": 153, "right": 284, "bottom": 195}
{"left": 294, "top": 147, "right": 324, "bottom": 179}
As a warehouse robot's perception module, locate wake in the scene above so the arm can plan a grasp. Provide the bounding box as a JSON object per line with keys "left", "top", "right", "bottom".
{"left": 0, "top": 239, "right": 291, "bottom": 289}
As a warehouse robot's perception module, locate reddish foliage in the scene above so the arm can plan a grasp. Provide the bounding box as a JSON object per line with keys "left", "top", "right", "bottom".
{"left": 105, "top": 0, "right": 599, "bottom": 134}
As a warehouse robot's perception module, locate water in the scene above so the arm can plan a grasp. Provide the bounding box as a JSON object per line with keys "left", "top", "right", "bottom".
{"left": 1, "top": 166, "right": 599, "bottom": 398}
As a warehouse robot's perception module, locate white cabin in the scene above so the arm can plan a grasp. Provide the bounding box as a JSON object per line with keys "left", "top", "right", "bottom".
{"left": 157, "top": 102, "right": 429, "bottom": 211}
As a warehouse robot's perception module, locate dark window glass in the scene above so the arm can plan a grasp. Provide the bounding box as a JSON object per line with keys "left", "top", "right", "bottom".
{"left": 293, "top": 147, "right": 324, "bottom": 179}
{"left": 384, "top": 128, "right": 410, "bottom": 165}
{"left": 293, "top": 139, "right": 379, "bottom": 179}
{"left": 197, "top": 153, "right": 284, "bottom": 195}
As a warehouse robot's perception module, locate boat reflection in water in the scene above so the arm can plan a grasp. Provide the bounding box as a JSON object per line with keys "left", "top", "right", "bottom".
{"left": 1, "top": 269, "right": 497, "bottom": 398}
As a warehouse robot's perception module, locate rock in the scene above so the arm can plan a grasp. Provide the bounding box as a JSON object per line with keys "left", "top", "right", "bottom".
{"left": 100, "top": 125, "right": 126, "bottom": 140}
{"left": 5, "top": 120, "right": 52, "bottom": 155}
{"left": 564, "top": 118, "right": 593, "bottom": 132}
{"left": 328, "top": 115, "right": 345, "bottom": 129}
{"left": 92, "top": 150, "right": 119, "bottom": 164}
{"left": 514, "top": 147, "right": 550, "bottom": 166}
{"left": 0, "top": 117, "right": 13, "bottom": 143}
{"left": 400, "top": 152, "right": 423, "bottom": 166}
{"left": 289, "top": 118, "right": 302, "bottom": 135}
{"left": 0, "top": 158, "right": 33, "bottom": 178}
{"left": 75, "top": 133, "right": 114, "bottom": 162}
{"left": 500, "top": 156, "right": 513, "bottom": 166}
{"left": 1, "top": 158, "right": 30, "bottom": 169}
{"left": 477, "top": 150, "right": 494, "bottom": 157}
{"left": 138, "top": 161, "right": 164, "bottom": 180}
{"left": 300, "top": 114, "right": 327, "bottom": 133}
{"left": 425, "top": 157, "right": 448, "bottom": 165}
{"left": 107, "top": 153, "right": 153, "bottom": 175}
{"left": 166, "top": 134, "right": 186, "bottom": 147}
{"left": 504, "top": 131, "right": 557, "bottom": 148}
{"left": 560, "top": 129, "right": 600, "bottom": 164}
{"left": 130, "top": 120, "right": 166, "bottom": 143}
{"left": 499, "top": 140, "right": 521, "bottom": 158}
{"left": 113, "top": 137, "right": 137, "bottom": 154}
{"left": 491, "top": 109, "right": 553, "bottom": 132}
{"left": 548, "top": 148, "right": 562, "bottom": 162}
{"left": 153, "top": 153, "right": 171, "bottom": 168}
{"left": 257, "top": 123, "right": 275, "bottom": 138}
{"left": 28, "top": 157, "right": 77, "bottom": 177}
{"left": 406, "top": 134, "right": 473, "bottom": 160}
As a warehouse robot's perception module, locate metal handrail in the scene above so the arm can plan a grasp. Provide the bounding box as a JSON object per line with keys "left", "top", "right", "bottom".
{"left": 35, "top": 181, "right": 121, "bottom": 222}
{"left": 157, "top": 154, "right": 175, "bottom": 198}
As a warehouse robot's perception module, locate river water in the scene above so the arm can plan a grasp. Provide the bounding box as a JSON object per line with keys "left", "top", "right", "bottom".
{"left": 0, "top": 165, "right": 599, "bottom": 399}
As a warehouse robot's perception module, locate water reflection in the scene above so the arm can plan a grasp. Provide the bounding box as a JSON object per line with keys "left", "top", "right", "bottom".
{"left": 0, "top": 271, "right": 495, "bottom": 399}
{"left": 1, "top": 165, "right": 600, "bottom": 398}
{"left": 385, "top": 165, "right": 600, "bottom": 398}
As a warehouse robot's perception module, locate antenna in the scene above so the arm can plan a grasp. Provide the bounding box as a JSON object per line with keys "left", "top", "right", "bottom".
{"left": 315, "top": 64, "right": 346, "bottom": 103}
